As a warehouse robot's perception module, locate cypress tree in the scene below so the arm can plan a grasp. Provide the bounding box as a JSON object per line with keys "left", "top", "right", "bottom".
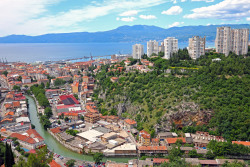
{"left": 9, "top": 144, "right": 15, "bottom": 166}
{"left": 4, "top": 142, "right": 10, "bottom": 167}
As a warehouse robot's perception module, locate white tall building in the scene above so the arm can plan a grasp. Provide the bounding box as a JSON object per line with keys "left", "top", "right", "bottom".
{"left": 188, "top": 36, "right": 206, "bottom": 60}
{"left": 215, "top": 27, "right": 249, "bottom": 56}
{"left": 132, "top": 44, "right": 144, "bottom": 59}
{"left": 164, "top": 37, "right": 178, "bottom": 59}
{"left": 158, "top": 42, "right": 164, "bottom": 53}
{"left": 147, "top": 40, "right": 159, "bottom": 57}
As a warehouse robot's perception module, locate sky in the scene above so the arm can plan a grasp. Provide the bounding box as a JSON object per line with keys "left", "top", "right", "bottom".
{"left": 0, "top": 0, "right": 249, "bottom": 37}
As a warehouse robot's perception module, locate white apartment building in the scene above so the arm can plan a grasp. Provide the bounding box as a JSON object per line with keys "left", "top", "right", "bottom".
{"left": 132, "top": 44, "right": 144, "bottom": 59}
{"left": 164, "top": 37, "right": 178, "bottom": 59}
{"left": 147, "top": 40, "right": 159, "bottom": 57}
{"left": 215, "top": 27, "right": 249, "bottom": 56}
{"left": 188, "top": 36, "right": 206, "bottom": 60}
{"left": 159, "top": 42, "right": 164, "bottom": 53}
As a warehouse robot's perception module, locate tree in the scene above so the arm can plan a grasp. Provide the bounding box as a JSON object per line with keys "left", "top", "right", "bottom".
{"left": 206, "top": 150, "right": 215, "bottom": 159}
{"left": 168, "top": 146, "right": 183, "bottom": 162}
{"left": 4, "top": 143, "right": 14, "bottom": 167}
{"left": 13, "top": 85, "right": 21, "bottom": 91}
{"left": 93, "top": 152, "right": 104, "bottom": 164}
{"left": 64, "top": 117, "right": 69, "bottom": 122}
{"left": 31, "top": 124, "right": 35, "bottom": 129}
{"left": 54, "top": 78, "right": 66, "bottom": 86}
{"left": 188, "top": 150, "right": 198, "bottom": 158}
{"left": 25, "top": 146, "right": 52, "bottom": 167}
{"left": 66, "top": 159, "right": 76, "bottom": 167}
{"left": 80, "top": 115, "right": 84, "bottom": 121}
{"left": 17, "top": 76, "right": 22, "bottom": 81}
{"left": 160, "top": 158, "right": 190, "bottom": 167}
{"left": 44, "top": 107, "right": 53, "bottom": 118}
{"left": 14, "top": 156, "right": 27, "bottom": 167}
{"left": 221, "top": 161, "right": 246, "bottom": 167}
{"left": 73, "top": 94, "right": 79, "bottom": 100}
{"left": 57, "top": 120, "right": 61, "bottom": 125}
{"left": 2, "top": 71, "right": 8, "bottom": 77}
{"left": 46, "top": 82, "right": 50, "bottom": 89}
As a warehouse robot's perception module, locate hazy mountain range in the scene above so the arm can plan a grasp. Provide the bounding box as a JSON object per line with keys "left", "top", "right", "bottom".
{"left": 0, "top": 24, "right": 249, "bottom": 43}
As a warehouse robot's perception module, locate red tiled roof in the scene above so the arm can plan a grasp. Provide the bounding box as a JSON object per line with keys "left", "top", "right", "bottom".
{"left": 139, "top": 130, "right": 150, "bottom": 139}
{"left": 5, "top": 111, "right": 14, "bottom": 116}
{"left": 13, "top": 101, "right": 21, "bottom": 107}
{"left": 50, "top": 127, "right": 61, "bottom": 134}
{"left": 59, "top": 95, "right": 80, "bottom": 105}
{"left": 124, "top": 119, "right": 136, "bottom": 125}
{"left": 27, "top": 149, "right": 36, "bottom": 154}
{"left": 153, "top": 158, "right": 169, "bottom": 164}
{"left": 232, "top": 141, "right": 250, "bottom": 146}
{"left": 152, "top": 138, "right": 159, "bottom": 142}
{"left": 139, "top": 146, "right": 167, "bottom": 151}
{"left": 165, "top": 137, "right": 186, "bottom": 144}
{"left": 26, "top": 129, "right": 44, "bottom": 140}
{"left": 4, "top": 103, "right": 13, "bottom": 109}
{"left": 49, "top": 160, "right": 61, "bottom": 167}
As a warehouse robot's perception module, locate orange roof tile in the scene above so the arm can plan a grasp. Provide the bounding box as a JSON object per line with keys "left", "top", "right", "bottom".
{"left": 50, "top": 127, "right": 61, "bottom": 134}
{"left": 5, "top": 111, "right": 14, "bottom": 116}
{"left": 124, "top": 119, "right": 136, "bottom": 125}
{"left": 232, "top": 141, "right": 250, "bottom": 146}
{"left": 49, "top": 159, "right": 61, "bottom": 167}
{"left": 4, "top": 103, "right": 13, "bottom": 109}
{"left": 13, "top": 101, "right": 20, "bottom": 107}
{"left": 165, "top": 137, "right": 186, "bottom": 144}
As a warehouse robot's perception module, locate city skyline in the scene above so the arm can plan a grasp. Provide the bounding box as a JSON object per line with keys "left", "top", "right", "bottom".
{"left": 0, "top": 0, "right": 249, "bottom": 37}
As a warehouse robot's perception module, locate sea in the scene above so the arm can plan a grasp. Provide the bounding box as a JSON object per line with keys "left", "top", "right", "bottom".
{"left": 0, "top": 42, "right": 215, "bottom": 63}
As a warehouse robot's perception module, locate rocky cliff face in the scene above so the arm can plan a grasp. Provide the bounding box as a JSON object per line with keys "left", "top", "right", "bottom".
{"left": 161, "top": 102, "right": 212, "bottom": 130}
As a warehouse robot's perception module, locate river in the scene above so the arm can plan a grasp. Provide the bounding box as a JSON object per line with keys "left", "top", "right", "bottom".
{"left": 26, "top": 95, "right": 133, "bottom": 163}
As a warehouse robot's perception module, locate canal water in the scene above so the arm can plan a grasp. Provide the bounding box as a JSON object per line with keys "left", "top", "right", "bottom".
{"left": 26, "top": 95, "right": 133, "bottom": 163}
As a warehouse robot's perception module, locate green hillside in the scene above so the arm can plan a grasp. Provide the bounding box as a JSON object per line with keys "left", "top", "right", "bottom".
{"left": 92, "top": 49, "right": 250, "bottom": 141}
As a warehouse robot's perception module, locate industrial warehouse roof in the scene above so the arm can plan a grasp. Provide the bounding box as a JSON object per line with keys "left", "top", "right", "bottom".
{"left": 77, "top": 129, "right": 104, "bottom": 142}
{"left": 59, "top": 95, "right": 79, "bottom": 105}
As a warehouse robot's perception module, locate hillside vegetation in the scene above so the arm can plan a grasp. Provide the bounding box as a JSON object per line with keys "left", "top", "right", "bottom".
{"left": 93, "top": 50, "right": 250, "bottom": 141}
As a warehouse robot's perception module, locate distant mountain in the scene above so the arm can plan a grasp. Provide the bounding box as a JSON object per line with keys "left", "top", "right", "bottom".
{"left": 0, "top": 24, "right": 249, "bottom": 43}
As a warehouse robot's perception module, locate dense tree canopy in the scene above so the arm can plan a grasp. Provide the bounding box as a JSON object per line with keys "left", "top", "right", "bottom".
{"left": 93, "top": 52, "right": 250, "bottom": 141}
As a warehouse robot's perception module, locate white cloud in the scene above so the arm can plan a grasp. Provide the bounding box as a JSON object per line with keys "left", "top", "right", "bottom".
{"left": 139, "top": 15, "right": 157, "bottom": 20}
{"left": 184, "top": 0, "right": 250, "bottom": 20}
{"left": 120, "top": 17, "right": 136, "bottom": 22}
{"left": 0, "top": 0, "right": 167, "bottom": 36}
{"left": 162, "top": 6, "right": 183, "bottom": 15}
{"left": 181, "top": 0, "right": 187, "bottom": 2}
{"left": 119, "top": 10, "right": 138, "bottom": 16}
{"left": 191, "top": 0, "right": 214, "bottom": 2}
{"left": 168, "top": 21, "right": 184, "bottom": 28}
{"left": 247, "top": 17, "right": 250, "bottom": 21}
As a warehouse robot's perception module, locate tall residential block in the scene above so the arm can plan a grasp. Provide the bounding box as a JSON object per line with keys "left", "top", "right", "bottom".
{"left": 132, "top": 44, "right": 144, "bottom": 59}
{"left": 158, "top": 42, "right": 164, "bottom": 53}
{"left": 147, "top": 40, "right": 159, "bottom": 57}
{"left": 164, "top": 37, "right": 178, "bottom": 59}
{"left": 188, "top": 36, "right": 206, "bottom": 60}
{"left": 215, "top": 27, "right": 249, "bottom": 56}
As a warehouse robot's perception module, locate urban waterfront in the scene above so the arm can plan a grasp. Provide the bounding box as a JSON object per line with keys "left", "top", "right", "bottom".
{"left": 26, "top": 95, "right": 133, "bottom": 163}
{"left": 0, "top": 42, "right": 215, "bottom": 63}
